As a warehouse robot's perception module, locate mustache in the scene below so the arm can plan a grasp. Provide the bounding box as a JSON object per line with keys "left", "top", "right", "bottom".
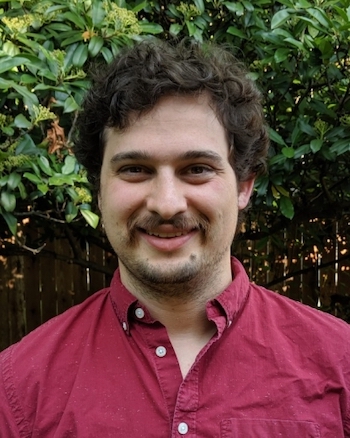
{"left": 127, "top": 213, "right": 210, "bottom": 234}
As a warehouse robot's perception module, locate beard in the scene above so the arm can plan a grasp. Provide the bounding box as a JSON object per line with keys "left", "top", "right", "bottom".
{"left": 111, "top": 212, "right": 232, "bottom": 301}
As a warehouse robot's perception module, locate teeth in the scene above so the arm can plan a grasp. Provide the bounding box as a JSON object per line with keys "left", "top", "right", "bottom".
{"left": 147, "top": 231, "right": 186, "bottom": 238}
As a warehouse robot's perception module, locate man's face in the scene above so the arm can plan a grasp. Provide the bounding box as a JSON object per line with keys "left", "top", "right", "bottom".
{"left": 99, "top": 94, "right": 254, "bottom": 295}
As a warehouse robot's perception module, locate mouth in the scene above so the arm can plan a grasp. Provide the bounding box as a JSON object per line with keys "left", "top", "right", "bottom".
{"left": 137, "top": 227, "right": 197, "bottom": 252}
{"left": 144, "top": 230, "right": 192, "bottom": 238}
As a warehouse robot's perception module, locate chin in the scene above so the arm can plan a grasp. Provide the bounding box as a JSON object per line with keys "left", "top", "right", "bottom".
{"left": 127, "top": 256, "right": 202, "bottom": 286}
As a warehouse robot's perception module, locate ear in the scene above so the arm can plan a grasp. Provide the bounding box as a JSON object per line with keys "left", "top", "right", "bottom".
{"left": 97, "top": 192, "right": 102, "bottom": 212}
{"left": 238, "top": 178, "right": 255, "bottom": 210}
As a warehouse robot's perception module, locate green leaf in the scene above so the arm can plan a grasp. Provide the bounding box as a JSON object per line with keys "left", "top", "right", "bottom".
{"left": 18, "top": 181, "right": 27, "bottom": 199}
{"left": 92, "top": 1, "right": 106, "bottom": 26}
{"left": 333, "top": 6, "right": 349, "bottom": 22}
{"left": 20, "top": 74, "right": 36, "bottom": 84}
{"left": 61, "top": 155, "right": 76, "bottom": 175}
{"left": 14, "top": 114, "right": 32, "bottom": 129}
{"left": 227, "top": 26, "right": 247, "bottom": 39}
{"left": 284, "top": 37, "right": 306, "bottom": 52}
{"left": 307, "top": 7, "right": 330, "bottom": 28}
{"left": 275, "top": 185, "right": 290, "bottom": 197}
{"left": 169, "top": 23, "right": 183, "bottom": 36}
{"left": 72, "top": 44, "right": 88, "bottom": 68}
{"left": 88, "top": 36, "right": 104, "bottom": 57}
{"left": 23, "top": 172, "right": 42, "bottom": 184}
{"left": 0, "top": 55, "right": 34, "bottom": 74}
{"left": 139, "top": 22, "right": 163, "bottom": 34}
{"left": 2, "top": 211, "right": 17, "bottom": 235}
{"left": 274, "top": 48, "right": 290, "bottom": 63}
{"left": 241, "top": 1, "right": 254, "bottom": 12}
{"left": 194, "top": 0, "right": 205, "bottom": 14}
{"left": 38, "top": 156, "right": 53, "bottom": 176}
{"left": 101, "top": 47, "right": 113, "bottom": 64}
{"left": 7, "top": 173, "right": 21, "bottom": 190}
{"left": 132, "top": 1, "right": 147, "bottom": 13}
{"left": 329, "top": 139, "right": 350, "bottom": 156}
{"left": 224, "top": 2, "right": 244, "bottom": 16}
{"left": 269, "top": 128, "right": 287, "bottom": 147}
{"left": 63, "top": 96, "right": 80, "bottom": 113}
{"left": 2, "top": 126, "right": 14, "bottom": 136}
{"left": 186, "top": 21, "right": 197, "bottom": 37}
{"left": 37, "top": 183, "right": 49, "bottom": 195}
{"left": 49, "top": 174, "right": 80, "bottom": 185}
{"left": 271, "top": 9, "right": 291, "bottom": 29}
{"left": 282, "top": 147, "right": 294, "bottom": 158}
{"left": 1, "top": 191, "right": 16, "bottom": 212}
{"left": 294, "top": 144, "right": 311, "bottom": 158}
{"left": 62, "top": 11, "right": 86, "bottom": 29}
{"left": 46, "top": 23, "right": 73, "bottom": 32}
{"left": 296, "top": 0, "right": 312, "bottom": 8}
{"left": 269, "top": 154, "right": 286, "bottom": 166}
{"left": 0, "top": 78, "right": 39, "bottom": 107}
{"left": 65, "top": 201, "right": 78, "bottom": 222}
{"left": 280, "top": 196, "right": 294, "bottom": 219}
{"left": 80, "top": 209, "right": 100, "bottom": 228}
{"left": 66, "top": 187, "right": 79, "bottom": 202}
{"left": 16, "top": 135, "right": 37, "bottom": 155}
{"left": 310, "top": 139, "right": 323, "bottom": 153}
{"left": 61, "top": 33, "right": 84, "bottom": 47}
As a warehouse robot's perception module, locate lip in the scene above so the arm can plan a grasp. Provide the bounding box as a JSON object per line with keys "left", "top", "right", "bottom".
{"left": 138, "top": 228, "right": 197, "bottom": 252}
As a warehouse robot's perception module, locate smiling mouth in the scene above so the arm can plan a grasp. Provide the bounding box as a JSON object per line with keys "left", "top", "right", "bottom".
{"left": 141, "top": 229, "right": 194, "bottom": 238}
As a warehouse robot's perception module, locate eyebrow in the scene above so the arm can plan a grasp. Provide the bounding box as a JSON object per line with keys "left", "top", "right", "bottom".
{"left": 110, "top": 149, "right": 225, "bottom": 166}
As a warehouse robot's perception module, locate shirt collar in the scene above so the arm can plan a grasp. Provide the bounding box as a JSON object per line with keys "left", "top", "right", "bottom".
{"left": 109, "top": 257, "right": 251, "bottom": 330}
{"left": 207, "top": 257, "right": 251, "bottom": 326}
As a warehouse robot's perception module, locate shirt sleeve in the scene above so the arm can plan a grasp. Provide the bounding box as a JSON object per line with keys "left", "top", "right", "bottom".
{"left": 0, "top": 348, "right": 23, "bottom": 438}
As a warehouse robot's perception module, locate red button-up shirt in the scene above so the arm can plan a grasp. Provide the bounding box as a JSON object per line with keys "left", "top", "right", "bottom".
{"left": 1, "top": 258, "right": 349, "bottom": 437}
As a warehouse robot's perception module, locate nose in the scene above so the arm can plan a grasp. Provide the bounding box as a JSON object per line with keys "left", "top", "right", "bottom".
{"left": 146, "top": 173, "right": 187, "bottom": 219}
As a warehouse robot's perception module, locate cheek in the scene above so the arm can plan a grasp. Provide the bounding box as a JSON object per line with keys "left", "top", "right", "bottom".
{"left": 101, "top": 183, "right": 145, "bottom": 219}
{"left": 192, "top": 183, "right": 237, "bottom": 217}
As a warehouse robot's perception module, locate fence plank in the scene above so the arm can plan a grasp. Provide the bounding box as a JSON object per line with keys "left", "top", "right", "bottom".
{"left": 7, "top": 256, "right": 25, "bottom": 346}
{"left": 89, "top": 243, "right": 106, "bottom": 294}
{"left": 56, "top": 238, "right": 74, "bottom": 314}
{"left": 40, "top": 239, "right": 57, "bottom": 323}
{"left": 24, "top": 254, "right": 41, "bottom": 333}
{"left": 72, "top": 243, "right": 88, "bottom": 305}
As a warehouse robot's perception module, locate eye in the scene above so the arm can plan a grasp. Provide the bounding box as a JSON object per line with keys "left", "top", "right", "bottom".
{"left": 182, "top": 164, "right": 216, "bottom": 183}
{"left": 117, "top": 165, "right": 152, "bottom": 181}
{"left": 187, "top": 165, "right": 211, "bottom": 174}
{"left": 120, "top": 166, "right": 144, "bottom": 174}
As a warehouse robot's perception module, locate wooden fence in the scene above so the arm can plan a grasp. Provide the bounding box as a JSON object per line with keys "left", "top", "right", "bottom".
{"left": 1, "top": 218, "right": 349, "bottom": 351}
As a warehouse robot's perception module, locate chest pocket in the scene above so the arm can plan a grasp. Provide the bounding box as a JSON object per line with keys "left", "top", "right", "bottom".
{"left": 221, "top": 418, "right": 320, "bottom": 437}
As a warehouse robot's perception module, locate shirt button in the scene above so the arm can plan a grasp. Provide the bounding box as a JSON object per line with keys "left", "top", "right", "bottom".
{"left": 178, "top": 422, "right": 189, "bottom": 435}
{"left": 122, "top": 322, "right": 128, "bottom": 331}
{"left": 135, "top": 308, "right": 145, "bottom": 319}
{"left": 155, "top": 346, "right": 167, "bottom": 357}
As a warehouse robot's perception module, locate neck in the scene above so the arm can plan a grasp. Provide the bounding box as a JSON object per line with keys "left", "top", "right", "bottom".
{"left": 120, "top": 263, "right": 232, "bottom": 378}
{"left": 119, "top": 262, "right": 232, "bottom": 335}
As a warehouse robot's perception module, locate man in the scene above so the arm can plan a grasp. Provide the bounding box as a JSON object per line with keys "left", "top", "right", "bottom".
{"left": 0, "top": 39, "right": 349, "bottom": 437}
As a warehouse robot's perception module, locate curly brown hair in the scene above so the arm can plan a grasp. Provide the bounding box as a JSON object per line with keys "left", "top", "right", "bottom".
{"left": 74, "top": 38, "right": 269, "bottom": 190}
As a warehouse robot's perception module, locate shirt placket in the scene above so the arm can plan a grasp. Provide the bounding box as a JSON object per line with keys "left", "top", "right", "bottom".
{"left": 133, "top": 307, "right": 183, "bottom": 428}
{"left": 171, "top": 367, "right": 199, "bottom": 437}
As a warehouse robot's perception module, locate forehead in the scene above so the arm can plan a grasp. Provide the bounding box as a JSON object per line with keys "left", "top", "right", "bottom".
{"left": 103, "top": 94, "right": 229, "bottom": 160}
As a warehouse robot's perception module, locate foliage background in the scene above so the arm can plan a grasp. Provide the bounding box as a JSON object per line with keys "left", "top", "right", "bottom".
{"left": 0, "top": 0, "right": 349, "bottom": 322}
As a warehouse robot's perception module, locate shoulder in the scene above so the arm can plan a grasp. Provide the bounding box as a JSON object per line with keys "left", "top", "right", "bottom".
{"left": 248, "top": 282, "right": 350, "bottom": 349}
{"left": 0, "top": 287, "right": 115, "bottom": 434}
{"left": 0, "top": 287, "right": 111, "bottom": 371}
